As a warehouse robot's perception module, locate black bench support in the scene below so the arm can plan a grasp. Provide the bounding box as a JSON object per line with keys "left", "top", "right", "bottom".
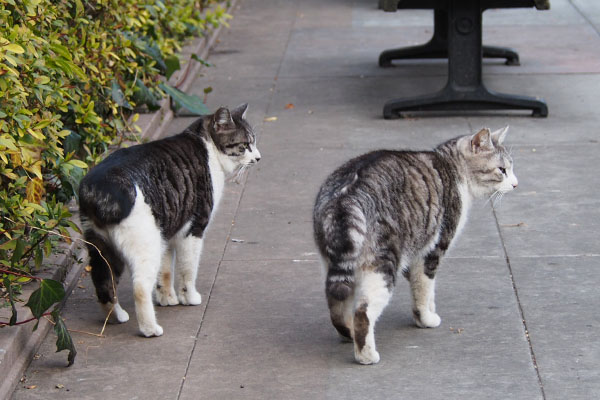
{"left": 379, "top": 9, "right": 519, "bottom": 66}
{"left": 381, "top": 0, "right": 548, "bottom": 118}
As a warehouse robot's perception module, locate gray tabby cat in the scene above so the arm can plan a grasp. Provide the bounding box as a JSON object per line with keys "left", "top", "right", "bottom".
{"left": 313, "top": 127, "right": 517, "bottom": 364}
{"left": 79, "top": 104, "right": 260, "bottom": 337}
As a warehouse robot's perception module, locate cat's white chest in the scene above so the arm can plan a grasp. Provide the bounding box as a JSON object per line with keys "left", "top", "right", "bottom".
{"left": 455, "top": 182, "right": 472, "bottom": 240}
{"left": 204, "top": 139, "right": 225, "bottom": 212}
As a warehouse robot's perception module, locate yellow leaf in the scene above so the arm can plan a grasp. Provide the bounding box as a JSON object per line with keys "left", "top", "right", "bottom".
{"left": 26, "top": 177, "right": 45, "bottom": 204}
{"left": 27, "top": 161, "right": 43, "bottom": 179}
{"left": 5, "top": 44, "right": 25, "bottom": 54}
{"left": 35, "top": 76, "right": 50, "bottom": 85}
{"left": 27, "top": 128, "right": 45, "bottom": 141}
{"left": 3, "top": 53, "right": 19, "bottom": 67}
{"left": 68, "top": 159, "right": 88, "bottom": 169}
{"left": 264, "top": 116, "right": 278, "bottom": 122}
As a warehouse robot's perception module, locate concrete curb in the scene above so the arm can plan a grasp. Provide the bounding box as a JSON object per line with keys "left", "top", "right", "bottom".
{"left": 0, "top": 2, "right": 236, "bottom": 397}
{"left": 0, "top": 239, "right": 85, "bottom": 398}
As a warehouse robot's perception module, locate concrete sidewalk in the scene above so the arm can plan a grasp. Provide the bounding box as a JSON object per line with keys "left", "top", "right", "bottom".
{"left": 12, "top": 0, "right": 600, "bottom": 399}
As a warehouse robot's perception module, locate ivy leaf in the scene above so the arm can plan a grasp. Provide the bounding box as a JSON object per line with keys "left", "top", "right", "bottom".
{"left": 4, "top": 277, "right": 18, "bottom": 325}
{"left": 164, "top": 55, "right": 180, "bottom": 80}
{"left": 25, "top": 279, "right": 65, "bottom": 320}
{"left": 63, "top": 130, "right": 81, "bottom": 155}
{"left": 111, "top": 80, "right": 133, "bottom": 110}
{"left": 132, "top": 80, "right": 160, "bottom": 111}
{"left": 159, "top": 83, "right": 210, "bottom": 116}
{"left": 141, "top": 41, "right": 167, "bottom": 74}
{"left": 11, "top": 239, "right": 25, "bottom": 264}
{"left": 51, "top": 310, "right": 77, "bottom": 366}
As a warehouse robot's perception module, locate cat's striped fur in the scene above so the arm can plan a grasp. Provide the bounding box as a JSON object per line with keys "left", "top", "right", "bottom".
{"left": 313, "top": 127, "right": 517, "bottom": 364}
{"left": 79, "top": 104, "right": 260, "bottom": 337}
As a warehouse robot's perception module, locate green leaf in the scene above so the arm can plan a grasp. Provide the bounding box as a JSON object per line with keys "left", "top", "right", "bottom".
{"left": 111, "top": 80, "right": 133, "bottom": 110}
{"left": 165, "top": 55, "right": 180, "bottom": 80}
{"left": 51, "top": 310, "right": 77, "bottom": 366}
{"left": 191, "top": 54, "right": 212, "bottom": 67}
{"left": 141, "top": 41, "right": 166, "bottom": 74}
{"left": 50, "top": 44, "right": 72, "bottom": 61}
{"left": 34, "top": 247, "right": 43, "bottom": 269}
{"left": 159, "top": 83, "right": 210, "bottom": 116}
{"left": 4, "top": 277, "right": 18, "bottom": 325}
{"left": 25, "top": 279, "right": 65, "bottom": 319}
{"left": 132, "top": 79, "right": 160, "bottom": 111}
{"left": 11, "top": 239, "right": 25, "bottom": 264}
{"left": 63, "top": 130, "right": 81, "bottom": 155}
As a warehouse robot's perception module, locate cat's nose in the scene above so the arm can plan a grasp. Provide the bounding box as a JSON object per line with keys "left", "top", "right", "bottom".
{"left": 255, "top": 156, "right": 261, "bottom": 162}
{"left": 512, "top": 183, "right": 518, "bottom": 189}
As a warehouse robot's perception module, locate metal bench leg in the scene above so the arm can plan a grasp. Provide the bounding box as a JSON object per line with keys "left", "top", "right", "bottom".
{"left": 379, "top": 9, "right": 520, "bottom": 67}
{"left": 383, "top": 0, "right": 547, "bottom": 118}
{"left": 379, "top": 10, "right": 448, "bottom": 67}
{"left": 483, "top": 45, "right": 520, "bottom": 65}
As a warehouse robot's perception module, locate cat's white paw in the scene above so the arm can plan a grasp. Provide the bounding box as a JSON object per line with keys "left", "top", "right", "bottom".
{"left": 414, "top": 309, "right": 441, "bottom": 328}
{"left": 139, "top": 323, "right": 164, "bottom": 337}
{"left": 178, "top": 289, "right": 202, "bottom": 306}
{"left": 354, "top": 345, "right": 380, "bottom": 365}
{"left": 112, "top": 305, "right": 130, "bottom": 323}
{"left": 101, "top": 303, "right": 129, "bottom": 324}
{"left": 156, "top": 288, "right": 179, "bottom": 306}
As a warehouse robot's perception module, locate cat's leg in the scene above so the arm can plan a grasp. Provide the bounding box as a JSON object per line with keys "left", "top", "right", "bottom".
{"left": 174, "top": 235, "right": 203, "bottom": 305}
{"left": 155, "top": 246, "right": 179, "bottom": 306}
{"left": 352, "top": 267, "right": 393, "bottom": 365}
{"left": 108, "top": 195, "right": 165, "bottom": 337}
{"left": 409, "top": 257, "right": 441, "bottom": 329}
{"left": 85, "top": 229, "right": 129, "bottom": 324}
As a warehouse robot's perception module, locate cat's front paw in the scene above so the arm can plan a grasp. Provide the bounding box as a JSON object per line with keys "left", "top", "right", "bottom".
{"left": 139, "top": 323, "right": 164, "bottom": 338}
{"left": 178, "top": 288, "right": 202, "bottom": 306}
{"left": 354, "top": 345, "right": 380, "bottom": 365}
{"left": 413, "top": 309, "right": 441, "bottom": 328}
{"left": 156, "top": 287, "right": 179, "bottom": 306}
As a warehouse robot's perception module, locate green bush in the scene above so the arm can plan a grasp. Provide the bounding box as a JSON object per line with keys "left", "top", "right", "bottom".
{"left": 0, "top": 0, "right": 230, "bottom": 364}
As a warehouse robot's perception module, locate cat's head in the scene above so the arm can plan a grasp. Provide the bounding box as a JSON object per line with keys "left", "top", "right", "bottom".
{"left": 207, "top": 103, "right": 261, "bottom": 176}
{"left": 458, "top": 126, "right": 518, "bottom": 199}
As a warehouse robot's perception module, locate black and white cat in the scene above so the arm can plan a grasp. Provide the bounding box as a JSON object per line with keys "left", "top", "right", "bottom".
{"left": 313, "top": 127, "right": 517, "bottom": 364}
{"left": 79, "top": 104, "right": 260, "bottom": 337}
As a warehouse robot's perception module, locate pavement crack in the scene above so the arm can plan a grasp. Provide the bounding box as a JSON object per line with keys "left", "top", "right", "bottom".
{"left": 493, "top": 208, "right": 546, "bottom": 400}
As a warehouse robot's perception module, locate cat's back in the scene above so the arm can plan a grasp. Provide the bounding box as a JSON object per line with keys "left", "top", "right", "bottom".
{"left": 315, "top": 149, "right": 442, "bottom": 209}
{"left": 79, "top": 132, "right": 210, "bottom": 230}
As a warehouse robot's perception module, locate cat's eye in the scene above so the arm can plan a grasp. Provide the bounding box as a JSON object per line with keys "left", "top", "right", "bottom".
{"left": 498, "top": 167, "right": 507, "bottom": 175}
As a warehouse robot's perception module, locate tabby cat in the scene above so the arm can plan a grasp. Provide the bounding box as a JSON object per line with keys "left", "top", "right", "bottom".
{"left": 79, "top": 104, "right": 260, "bottom": 337}
{"left": 313, "top": 127, "right": 517, "bottom": 364}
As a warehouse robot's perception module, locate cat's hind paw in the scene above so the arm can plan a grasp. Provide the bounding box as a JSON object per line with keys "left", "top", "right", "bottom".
{"left": 413, "top": 309, "right": 441, "bottom": 329}
{"left": 101, "top": 302, "right": 129, "bottom": 324}
{"left": 178, "top": 288, "right": 202, "bottom": 306}
{"left": 354, "top": 345, "right": 380, "bottom": 365}
{"left": 156, "top": 288, "right": 179, "bottom": 306}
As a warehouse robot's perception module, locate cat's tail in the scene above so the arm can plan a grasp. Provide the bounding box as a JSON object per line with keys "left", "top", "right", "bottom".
{"left": 82, "top": 223, "right": 126, "bottom": 305}
{"left": 318, "top": 199, "right": 367, "bottom": 302}
{"left": 326, "top": 266, "right": 355, "bottom": 302}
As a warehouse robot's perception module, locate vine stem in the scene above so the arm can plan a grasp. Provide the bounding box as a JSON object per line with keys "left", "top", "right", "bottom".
{"left": 0, "top": 311, "right": 52, "bottom": 326}
{"left": 0, "top": 267, "right": 42, "bottom": 281}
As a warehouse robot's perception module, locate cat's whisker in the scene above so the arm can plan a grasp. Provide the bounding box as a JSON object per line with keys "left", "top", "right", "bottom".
{"left": 485, "top": 190, "right": 500, "bottom": 207}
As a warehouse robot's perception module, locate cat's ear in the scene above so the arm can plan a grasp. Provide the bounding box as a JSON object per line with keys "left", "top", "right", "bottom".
{"left": 491, "top": 126, "right": 509, "bottom": 146}
{"left": 471, "top": 128, "right": 494, "bottom": 153}
{"left": 213, "top": 107, "right": 235, "bottom": 133}
{"left": 231, "top": 103, "right": 248, "bottom": 120}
